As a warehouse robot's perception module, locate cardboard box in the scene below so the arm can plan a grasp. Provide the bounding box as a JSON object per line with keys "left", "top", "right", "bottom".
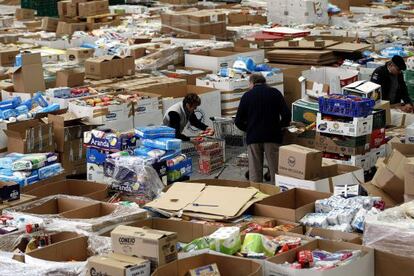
{"left": 375, "top": 100, "right": 391, "bottom": 126}
{"left": 275, "top": 165, "right": 364, "bottom": 195}
{"left": 315, "top": 132, "right": 370, "bottom": 156}
{"left": 278, "top": 144, "right": 322, "bottom": 180}
{"left": 21, "top": 197, "right": 94, "bottom": 215}
{"left": 48, "top": 113, "right": 97, "bottom": 152}
{"left": 58, "top": 1, "right": 77, "bottom": 18}
{"left": 153, "top": 253, "right": 262, "bottom": 276}
{"left": 185, "top": 48, "right": 265, "bottom": 73}
{"left": 20, "top": 173, "right": 66, "bottom": 193}
{"left": 15, "top": 8, "right": 35, "bottom": 20}
{"left": 41, "top": 17, "right": 59, "bottom": 32}
{"left": 10, "top": 52, "right": 45, "bottom": 93}
{"left": 56, "top": 22, "right": 87, "bottom": 36}
{"left": 372, "top": 166, "right": 404, "bottom": 203}
{"left": 87, "top": 254, "right": 150, "bottom": 276}
{"left": 102, "top": 217, "right": 221, "bottom": 243}
{"left": 0, "top": 48, "right": 19, "bottom": 67}
{"left": 316, "top": 113, "right": 373, "bottom": 137}
{"left": 123, "top": 55, "right": 135, "bottom": 76}
{"left": 0, "top": 194, "right": 35, "bottom": 212}
{"left": 55, "top": 69, "right": 84, "bottom": 87}
{"left": 111, "top": 225, "right": 178, "bottom": 268}
{"left": 162, "top": 67, "right": 212, "bottom": 85}
{"left": 375, "top": 250, "right": 414, "bottom": 276}
{"left": 25, "top": 179, "right": 108, "bottom": 200}
{"left": 0, "top": 181, "right": 20, "bottom": 202}
{"left": 4, "top": 119, "right": 55, "bottom": 153}
{"left": 265, "top": 239, "right": 374, "bottom": 276}
{"left": 78, "top": 0, "right": 109, "bottom": 17}
{"left": 85, "top": 56, "right": 129, "bottom": 80}
{"left": 323, "top": 153, "right": 372, "bottom": 172}
{"left": 292, "top": 99, "right": 319, "bottom": 125}
{"left": 254, "top": 188, "right": 331, "bottom": 222}
{"left": 27, "top": 236, "right": 90, "bottom": 262}
{"left": 305, "top": 227, "right": 362, "bottom": 244}
{"left": 361, "top": 182, "right": 398, "bottom": 209}
{"left": 342, "top": 80, "right": 382, "bottom": 104}
{"left": 329, "top": 0, "right": 371, "bottom": 11}
{"left": 66, "top": 47, "right": 94, "bottom": 63}
{"left": 405, "top": 161, "right": 414, "bottom": 197}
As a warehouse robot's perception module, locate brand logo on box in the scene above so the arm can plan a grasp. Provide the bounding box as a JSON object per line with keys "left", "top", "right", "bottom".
{"left": 318, "top": 122, "right": 327, "bottom": 131}
{"left": 10, "top": 190, "right": 19, "bottom": 200}
{"left": 119, "top": 237, "right": 135, "bottom": 245}
{"left": 89, "top": 268, "right": 108, "bottom": 276}
{"left": 288, "top": 156, "right": 296, "bottom": 167}
{"left": 89, "top": 137, "right": 110, "bottom": 149}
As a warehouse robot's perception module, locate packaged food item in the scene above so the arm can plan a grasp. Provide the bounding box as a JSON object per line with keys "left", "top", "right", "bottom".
{"left": 135, "top": 125, "right": 175, "bottom": 139}
{"left": 142, "top": 137, "right": 182, "bottom": 151}
{"left": 183, "top": 237, "right": 211, "bottom": 253}
{"left": 209, "top": 227, "right": 241, "bottom": 255}
{"left": 241, "top": 233, "right": 277, "bottom": 257}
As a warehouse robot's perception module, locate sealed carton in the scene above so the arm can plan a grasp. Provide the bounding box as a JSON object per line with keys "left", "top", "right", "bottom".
{"left": 41, "top": 17, "right": 59, "bottom": 32}
{"left": 15, "top": 8, "right": 35, "bottom": 20}
{"left": 58, "top": 1, "right": 77, "bottom": 18}
{"left": 66, "top": 47, "right": 94, "bottom": 62}
{"left": 85, "top": 56, "right": 112, "bottom": 79}
{"left": 10, "top": 52, "right": 45, "bottom": 93}
{"left": 152, "top": 253, "right": 262, "bottom": 276}
{"left": 55, "top": 69, "right": 84, "bottom": 87}
{"left": 278, "top": 144, "right": 322, "bottom": 180}
{"left": 316, "top": 113, "right": 373, "bottom": 137}
{"left": 254, "top": 188, "right": 331, "bottom": 222}
{"left": 405, "top": 161, "right": 414, "bottom": 197}
{"left": 0, "top": 181, "right": 20, "bottom": 202}
{"left": 87, "top": 254, "right": 150, "bottom": 276}
{"left": 0, "top": 48, "right": 19, "bottom": 67}
{"left": 373, "top": 166, "right": 404, "bottom": 203}
{"left": 111, "top": 225, "right": 178, "bottom": 269}
{"left": 315, "top": 133, "right": 370, "bottom": 156}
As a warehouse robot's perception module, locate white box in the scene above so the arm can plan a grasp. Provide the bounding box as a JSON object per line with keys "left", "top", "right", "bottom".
{"left": 323, "top": 153, "right": 372, "bottom": 172}
{"left": 370, "top": 145, "right": 386, "bottom": 166}
{"left": 196, "top": 73, "right": 283, "bottom": 92}
{"left": 342, "top": 80, "right": 382, "bottom": 104}
{"left": 275, "top": 165, "right": 364, "bottom": 195}
{"left": 133, "top": 109, "right": 163, "bottom": 128}
{"left": 265, "top": 240, "right": 374, "bottom": 276}
{"left": 185, "top": 48, "right": 265, "bottom": 73}
{"left": 68, "top": 100, "right": 130, "bottom": 125}
{"left": 316, "top": 113, "right": 373, "bottom": 137}
{"left": 300, "top": 67, "right": 359, "bottom": 99}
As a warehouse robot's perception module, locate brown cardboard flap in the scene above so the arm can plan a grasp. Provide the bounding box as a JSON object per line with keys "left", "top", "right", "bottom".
{"left": 146, "top": 182, "right": 206, "bottom": 211}
{"left": 26, "top": 180, "right": 108, "bottom": 199}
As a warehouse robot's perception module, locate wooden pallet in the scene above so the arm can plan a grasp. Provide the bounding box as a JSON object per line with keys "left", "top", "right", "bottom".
{"left": 86, "top": 13, "right": 123, "bottom": 24}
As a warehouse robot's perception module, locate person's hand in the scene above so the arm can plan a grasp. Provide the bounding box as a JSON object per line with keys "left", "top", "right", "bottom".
{"left": 400, "top": 104, "right": 413, "bottom": 113}
{"left": 199, "top": 128, "right": 215, "bottom": 137}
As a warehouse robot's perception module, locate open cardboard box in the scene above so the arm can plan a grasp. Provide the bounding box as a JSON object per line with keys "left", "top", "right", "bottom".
{"left": 265, "top": 239, "right": 374, "bottom": 276}
{"left": 21, "top": 173, "right": 66, "bottom": 193}
{"left": 375, "top": 250, "right": 414, "bottom": 276}
{"left": 22, "top": 197, "right": 94, "bottom": 215}
{"left": 305, "top": 227, "right": 362, "bottom": 244}
{"left": 152, "top": 253, "right": 263, "bottom": 276}
{"left": 254, "top": 189, "right": 331, "bottom": 222}
{"left": 275, "top": 164, "right": 364, "bottom": 195}
{"left": 27, "top": 236, "right": 90, "bottom": 262}
{"left": 25, "top": 179, "right": 108, "bottom": 201}
{"left": 16, "top": 231, "right": 82, "bottom": 253}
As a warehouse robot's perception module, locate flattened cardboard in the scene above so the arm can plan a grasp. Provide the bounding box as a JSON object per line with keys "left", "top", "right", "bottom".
{"left": 254, "top": 188, "right": 331, "bottom": 222}
{"left": 152, "top": 253, "right": 262, "bottom": 276}
{"left": 146, "top": 182, "right": 206, "bottom": 211}
{"left": 111, "top": 225, "right": 178, "bottom": 268}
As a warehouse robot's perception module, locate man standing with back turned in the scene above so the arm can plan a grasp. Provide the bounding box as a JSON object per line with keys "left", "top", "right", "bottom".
{"left": 235, "top": 74, "right": 291, "bottom": 183}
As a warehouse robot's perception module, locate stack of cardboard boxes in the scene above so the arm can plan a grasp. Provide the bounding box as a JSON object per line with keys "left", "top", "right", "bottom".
{"left": 84, "top": 55, "right": 135, "bottom": 80}
{"left": 161, "top": 10, "right": 227, "bottom": 38}
{"left": 87, "top": 225, "right": 177, "bottom": 275}
{"left": 10, "top": 52, "right": 45, "bottom": 94}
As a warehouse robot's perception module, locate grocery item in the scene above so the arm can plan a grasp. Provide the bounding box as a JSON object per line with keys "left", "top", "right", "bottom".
{"left": 241, "top": 233, "right": 277, "bottom": 257}
{"left": 209, "top": 227, "right": 241, "bottom": 255}
{"left": 142, "top": 138, "right": 182, "bottom": 151}
{"left": 135, "top": 125, "right": 175, "bottom": 139}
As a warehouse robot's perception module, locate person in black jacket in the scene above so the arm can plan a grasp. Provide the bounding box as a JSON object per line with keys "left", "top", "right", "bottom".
{"left": 235, "top": 74, "right": 291, "bottom": 183}
{"left": 371, "top": 55, "right": 413, "bottom": 113}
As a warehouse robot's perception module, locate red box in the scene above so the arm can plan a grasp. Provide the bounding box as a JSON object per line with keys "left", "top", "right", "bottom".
{"left": 370, "top": 128, "right": 385, "bottom": 149}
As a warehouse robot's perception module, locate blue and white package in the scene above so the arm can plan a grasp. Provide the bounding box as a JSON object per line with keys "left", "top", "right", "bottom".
{"left": 0, "top": 154, "right": 24, "bottom": 169}
{"left": 134, "top": 146, "right": 166, "bottom": 159}
{"left": 16, "top": 105, "right": 29, "bottom": 115}
{"left": 39, "top": 103, "right": 60, "bottom": 113}
{"left": 159, "top": 149, "right": 181, "bottom": 162}
{"left": 142, "top": 138, "right": 182, "bottom": 151}
{"left": 233, "top": 57, "right": 256, "bottom": 73}
{"left": 135, "top": 126, "right": 176, "bottom": 139}
{"left": 0, "top": 109, "right": 17, "bottom": 120}
{"left": 0, "top": 97, "right": 21, "bottom": 111}
{"left": 38, "top": 163, "right": 63, "bottom": 180}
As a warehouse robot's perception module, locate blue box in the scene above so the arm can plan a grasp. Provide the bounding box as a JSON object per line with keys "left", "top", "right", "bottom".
{"left": 86, "top": 148, "right": 110, "bottom": 165}
{"left": 84, "top": 130, "right": 137, "bottom": 152}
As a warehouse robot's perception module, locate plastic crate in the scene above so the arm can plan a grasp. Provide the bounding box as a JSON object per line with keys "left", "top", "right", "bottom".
{"left": 318, "top": 94, "right": 375, "bottom": 118}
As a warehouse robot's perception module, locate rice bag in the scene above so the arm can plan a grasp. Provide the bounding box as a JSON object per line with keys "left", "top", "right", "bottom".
{"left": 209, "top": 227, "right": 241, "bottom": 255}
{"left": 241, "top": 233, "right": 277, "bottom": 257}
{"left": 142, "top": 138, "right": 182, "bottom": 151}
{"left": 135, "top": 125, "right": 175, "bottom": 139}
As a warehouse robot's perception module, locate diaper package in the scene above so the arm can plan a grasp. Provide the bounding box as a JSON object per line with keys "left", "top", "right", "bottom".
{"left": 135, "top": 125, "right": 175, "bottom": 139}
{"left": 142, "top": 138, "right": 182, "bottom": 151}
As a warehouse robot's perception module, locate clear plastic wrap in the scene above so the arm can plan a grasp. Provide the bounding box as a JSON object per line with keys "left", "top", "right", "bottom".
{"left": 104, "top": 156, "right": 165, "bottom": 205}
{"left": 3, "top": 195, "right": 147, "bottom": 234}
{"left": 363, "top": 201, "right": 414, "bottom": 256}
{"left": 136, "top": 45, "right": 184, "bottom": 72}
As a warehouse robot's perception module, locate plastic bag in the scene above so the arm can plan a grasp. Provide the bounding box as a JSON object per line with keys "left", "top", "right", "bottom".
{"left": 135, "top": 125, "right": 175, "bottom": 139}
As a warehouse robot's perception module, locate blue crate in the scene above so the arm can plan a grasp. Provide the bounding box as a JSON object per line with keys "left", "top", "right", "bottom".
{"left": 319, "top": 94, "right": 375, "bottom": 118}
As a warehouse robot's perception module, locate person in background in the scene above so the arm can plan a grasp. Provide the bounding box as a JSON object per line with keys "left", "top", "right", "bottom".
{"left": 235, "top": 74, "right": 291, "bottom": 183}
{"left": 371, "top": 55, "right": 413, "bottom": 113}
{"left": 163, "top": 93, "right": 214, "bottom": 141}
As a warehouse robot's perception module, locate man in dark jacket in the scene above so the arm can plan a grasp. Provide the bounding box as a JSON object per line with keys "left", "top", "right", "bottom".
{"left": 163, "top": 93, "right": 214, "bottom": 141}
{"left": 235, "top": 74, "right": 291, "bottom": 183}
{"left": 371, "top": 55, "right": 413, "bottom": 113}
